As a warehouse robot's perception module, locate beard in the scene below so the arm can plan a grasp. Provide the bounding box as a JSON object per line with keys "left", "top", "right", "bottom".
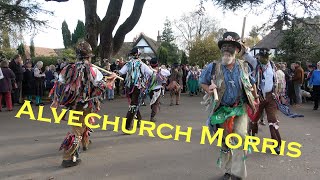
{"left": 221, "top": 52, "right": 235, "bottom": 65}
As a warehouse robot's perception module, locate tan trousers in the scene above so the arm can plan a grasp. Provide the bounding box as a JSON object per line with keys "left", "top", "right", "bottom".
{"left": 218, "top": 105, "right": 248, "bottom": 178}
{"left": 63, "top": 105, "right": 91, "bottom": 160}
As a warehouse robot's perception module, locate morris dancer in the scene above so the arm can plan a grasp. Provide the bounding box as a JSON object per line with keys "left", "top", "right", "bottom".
{"left": 118, "top": 47, "right": 154, "bottom": 131}
{"left": 244, "top": 48, "right": 282, "bottom": 154}
{"left": 148, "top": 58, "right": 170, "bottom": 122}
{"left": 168, "top": 63, "right": 183, "bottom": 106}
{"left": 200, "top": 32, "right": 258, "bottom": 180}
{"left": 51, "top": 41, "right": 116, "bottom": 168}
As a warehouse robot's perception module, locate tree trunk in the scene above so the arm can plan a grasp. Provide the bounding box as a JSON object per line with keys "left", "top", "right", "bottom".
{"left": 113, "top": 0, "right": 146, "bottom": 56}
{"left": 99, "top": 0, "right": 123, "bottom": 59}
{"left": 83, "top": 0, "right": 100, "bottom": 50}
{"left": 82, "top": 0, "right": 146, "bottom": 59}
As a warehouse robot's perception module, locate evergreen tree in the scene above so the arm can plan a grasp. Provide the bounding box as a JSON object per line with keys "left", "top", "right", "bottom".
{"left": 160, "top": 42, "right": 179, "bottom": 65}
{"left": 277, "top": 27, "right": 320, "bottom": 64}
{"left": 1, "top": 29, "right": 11, "bottom": 49}
{"left": 157, "top": 46, "right": 168, "bottom": 65}
{"left": 61, "top": 20, "right": 72, "bottom": 48}
{"left": 159, "top": 19, "right": 179, "bottom": 64}
{"left": 161, "top": 18, "right": 175, "bottom": 43}
{"left": 17, "top": 43, "right": 26, "bottom": 59}
{"left": 71, "top": 20, "right": 86, "bottom": 45}
{"left": 30, "top": 38, "right": 35, "bottom": 58}
{"left": 181, "top": 51, "right": 188, "bottom": 65}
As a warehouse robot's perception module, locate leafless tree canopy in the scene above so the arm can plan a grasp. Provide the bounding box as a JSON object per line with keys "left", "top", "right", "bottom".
{"left": 173, "top": 11, "right": 219, "bottom": 53}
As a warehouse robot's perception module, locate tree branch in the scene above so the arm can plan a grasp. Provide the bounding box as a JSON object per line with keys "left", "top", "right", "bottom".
{"left": 83, "top": 0, "right": 100, "bottom": 49}
{"left": 101, "top": 0, "right": 123, "bottom": 35}
{"left": 99, "top": 0, "right": 123, "bottom": 58}
{"left": 112, "top": 0, "right": 146, "bottom": 55}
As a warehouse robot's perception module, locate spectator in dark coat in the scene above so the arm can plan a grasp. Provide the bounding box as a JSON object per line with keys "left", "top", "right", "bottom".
{"left": 45, "top": 65, "right": 55, "bottom": 90}
{"left": 23, "top": 61, "right": 35, "bottom": 103}
{"left": 181, "top": 64, "right": 188, "bottom": 93}
{"left": 9, "top": 54, "right": 23, "bottom": 104}
{"left": 111, "top": 59, "right": 121, "bottom": 95}
{"left": 0, "top": 60, "right": 16, "bottom": 111}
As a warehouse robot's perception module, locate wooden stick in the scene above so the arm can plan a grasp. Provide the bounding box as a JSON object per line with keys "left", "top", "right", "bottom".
{"left": 213, "top": 89, "right": 218, "bottom": 101}
{"left": 211, "top": 80, "right": 219, "bottom": 101}
{"left": 91, "top": 64, "right": 124, "bottom": 81}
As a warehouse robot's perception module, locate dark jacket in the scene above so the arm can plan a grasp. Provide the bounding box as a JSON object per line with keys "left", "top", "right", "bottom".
{"left": 0, "top": 67, "right": 16, "bottom": 92}
{"left": 23, "top": 68, "right": 35, "bottom": 95}
{"left": 45, "top": 70, "right": 55, "bottom": 90}
{"left": 110, "top": 63, "right": 120, "bottom": 72}
{"left": 9, "top": 60, "right": 23, "bottom": 82}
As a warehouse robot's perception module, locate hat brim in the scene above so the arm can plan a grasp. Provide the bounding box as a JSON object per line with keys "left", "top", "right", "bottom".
{"left": 218, "top": 41, "right": 242, "bottom": 53}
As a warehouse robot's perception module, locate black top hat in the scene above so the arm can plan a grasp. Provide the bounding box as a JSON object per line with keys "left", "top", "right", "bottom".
{"left": 258, "top": 48, "right": 271, "bottom": 57}
{"left": 130, "top": 47, "right": 140, "bottom": 55}
{"left": 218, "top": 32, "right": 242, "bottom": 53}
{"left": 150, "top": 58, "right": 159, "bottom": 67}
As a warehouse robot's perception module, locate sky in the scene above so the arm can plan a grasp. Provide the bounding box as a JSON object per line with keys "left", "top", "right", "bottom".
{"left": 26, "top": 0, "right": 270, "bottom": 49}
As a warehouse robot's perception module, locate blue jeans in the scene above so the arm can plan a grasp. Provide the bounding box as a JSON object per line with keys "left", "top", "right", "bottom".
{"left": 294, "top": 83, "right": 302, "bottom": 104}
{"left": 108, "top": 89, "right": 114, "bottom": 100}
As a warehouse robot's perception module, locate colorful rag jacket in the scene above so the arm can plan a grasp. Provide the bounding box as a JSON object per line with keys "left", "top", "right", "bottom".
{"left": 50, "top": 61, "right": 107, "bottom": 112}
{"left": 124, "top": 60, "right": 146, "bottom": 90}
{"left": 148, "top": 68, "right": 169, "bottom": 91}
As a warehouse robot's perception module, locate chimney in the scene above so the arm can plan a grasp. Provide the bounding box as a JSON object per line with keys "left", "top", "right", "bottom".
{"left": 157, "top": 30, "right": 161, "bottom": 42}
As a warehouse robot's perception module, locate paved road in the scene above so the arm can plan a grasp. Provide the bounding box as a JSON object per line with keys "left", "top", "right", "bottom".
{"left": 0, "top": 94, "right": 319, "bottom": 180}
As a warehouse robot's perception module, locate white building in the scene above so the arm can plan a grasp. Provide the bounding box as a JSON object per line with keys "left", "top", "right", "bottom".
{"left": 132, "top": 33, "right": 161, "bottom": 60}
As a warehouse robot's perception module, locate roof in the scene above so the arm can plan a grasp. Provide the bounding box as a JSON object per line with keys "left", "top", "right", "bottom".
{"left": 252, "top": 30, "right": 286, "bottom": 49}
{"left": 132, "top": 33, "right": 160, "bottom": 53}
{"left": 114, "top": 42, "right": 134, "bottom": 58}
{"left": 53, "top": 48, "right": 65, "bottom": 57}
{"left": 24, "top": 45, "right": 58, "bottom": 59}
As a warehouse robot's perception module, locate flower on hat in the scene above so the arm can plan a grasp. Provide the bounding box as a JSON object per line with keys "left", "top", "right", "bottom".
{"left": 225, "top": 35, "right": 235, "bottom": 41}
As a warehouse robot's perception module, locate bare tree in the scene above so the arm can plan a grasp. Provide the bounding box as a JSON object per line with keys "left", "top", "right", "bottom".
{"left": 50, "top": 0, "right": 146, "bottom": 59}
{"left": 84, "top": 0, "right": 146, "bottom": 59}
{"left": 173, "top": 10, "right": 218, "bottom": 53}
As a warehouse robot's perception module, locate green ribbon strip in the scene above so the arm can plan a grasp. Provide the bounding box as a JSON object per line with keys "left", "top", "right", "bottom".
{"left": 210, "top": 103, "right": 245, "bottom": 125}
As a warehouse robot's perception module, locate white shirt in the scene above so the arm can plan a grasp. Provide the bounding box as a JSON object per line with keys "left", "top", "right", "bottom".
{"left": 119, "top": 59, "right": 154, "bottom": 78}
{"left": 262, "top": 62, "right": 274, "bottom": 94}
{"left": 153, "top": 68, "right": 170, "bottom": 90}
{"left": 34, "top": 68, "right": 45, "bottom": 78}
